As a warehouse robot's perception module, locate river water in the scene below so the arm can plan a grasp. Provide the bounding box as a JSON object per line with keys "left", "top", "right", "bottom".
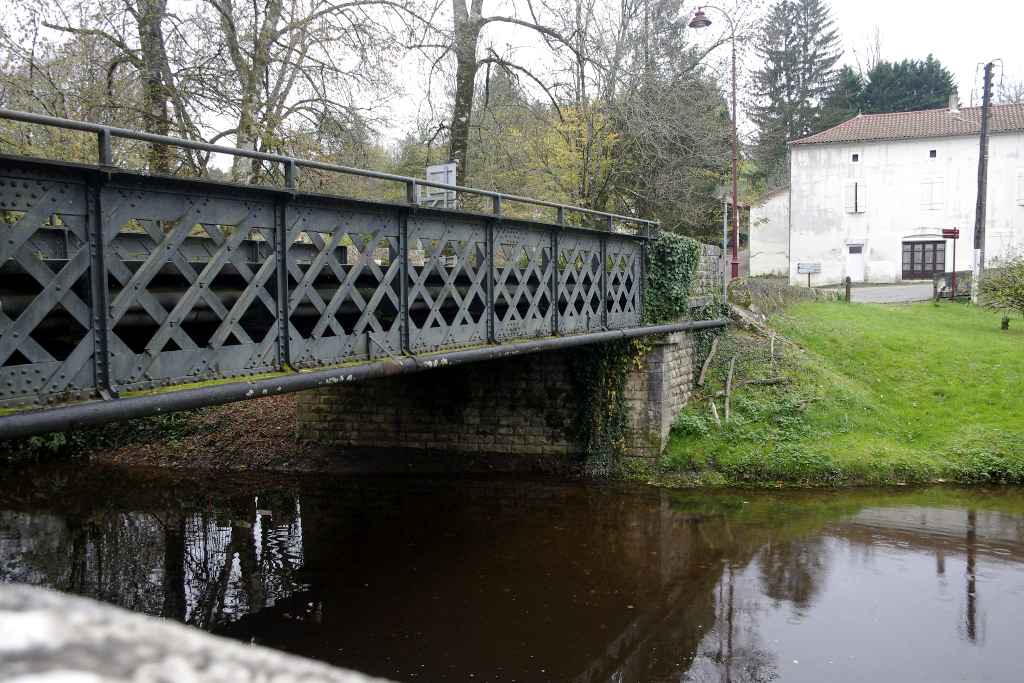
{"left": 2, "top": 464, "right": 1023, "bottom": 682}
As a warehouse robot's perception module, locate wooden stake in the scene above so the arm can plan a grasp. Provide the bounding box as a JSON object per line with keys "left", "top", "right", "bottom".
{"left": 724, "top": 356, "right": 736, "bottom": 422}
{"left": 710, "top": 400, "right": 722, "bottom": 428}
{"left": 698, "top": 337, "right": 719, "bottom": 387}
{"left": 769, "top": 334, "right": 775, "bottom": 368}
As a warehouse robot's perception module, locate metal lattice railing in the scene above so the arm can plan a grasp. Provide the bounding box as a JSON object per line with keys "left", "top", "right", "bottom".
{"left": 0, "top": 111, "right": 658, "bottom": 409}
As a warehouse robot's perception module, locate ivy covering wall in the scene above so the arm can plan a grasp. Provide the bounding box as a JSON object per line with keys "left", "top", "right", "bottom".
{"left": 572, "top": 231, "right": 722, "bottom": 476}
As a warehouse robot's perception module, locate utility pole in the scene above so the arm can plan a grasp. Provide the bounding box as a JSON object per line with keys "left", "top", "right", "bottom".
{"left": 729, "top": 33, "right": 739, "bottom": 279}
{"left": 722, "top": 194, "right": 729, "bottom": 302}
{"left": 971, "top": 62, "right": 994, "bottom": 304}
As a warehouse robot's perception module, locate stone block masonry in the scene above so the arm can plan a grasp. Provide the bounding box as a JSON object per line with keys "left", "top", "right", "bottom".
{"left": 623, "top": 331, "right": 694, "bottom": 459}
{"left": 298, "top": 350, "right": 580, "bottom": 461}
{"left": 694, "top": 244, "right": 724, "bottom": 298}
{"left": 297, "top": 329, "right": 698, "bottom": 466}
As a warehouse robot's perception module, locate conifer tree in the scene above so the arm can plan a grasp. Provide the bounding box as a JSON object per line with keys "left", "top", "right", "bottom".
{"left": 750, "top": 0, "right": 842, "bottom": 183}
{"left": 860, "top": 55, "right": 955, "bottom": 113}
{"left": 817, "top": 65, "right": 864, "bottom": 130}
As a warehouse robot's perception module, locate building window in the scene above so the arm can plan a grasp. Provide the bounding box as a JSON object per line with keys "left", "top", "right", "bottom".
{"left": 852, "top": 153, "right": 860, "bottom": 162}
{"left": 929, "top": 149, "right": 937, "bottom": 158}
{"left": 902, "top": 241, "right": 945, "bottom": 279}
{"left": 844, "top": 181, "right": 866, "bottom": 213}
{"left": 920, "top": 177, "right": 945, "bottom": 211}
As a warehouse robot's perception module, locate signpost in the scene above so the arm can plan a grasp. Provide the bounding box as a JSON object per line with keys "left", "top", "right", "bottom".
{"left": 942, "top": 228, "right": 960, "bottom": 298}
{"left": 419, "top": 162, "right": 457, "bottom": 208}
{"left": 797, "top": 262, "right": 821, "bottom": 288}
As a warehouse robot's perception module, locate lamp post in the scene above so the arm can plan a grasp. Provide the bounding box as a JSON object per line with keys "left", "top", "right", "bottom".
{"left": 689, "top": 6, "right": 740, "bottom": 279}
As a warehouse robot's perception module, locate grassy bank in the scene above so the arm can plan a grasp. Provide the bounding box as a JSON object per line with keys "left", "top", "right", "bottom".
{"left": 659, "top": 301, "right": 1024, "bottom": 487}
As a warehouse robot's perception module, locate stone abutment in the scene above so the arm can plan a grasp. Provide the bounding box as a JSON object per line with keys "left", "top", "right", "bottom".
{"left": 296, "top": 328, "right": 698, "bottom": 466}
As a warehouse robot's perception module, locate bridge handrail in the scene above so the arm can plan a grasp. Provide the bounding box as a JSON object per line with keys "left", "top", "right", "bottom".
{"left": 0, "top": 107, "right": 659, "bottom": 235}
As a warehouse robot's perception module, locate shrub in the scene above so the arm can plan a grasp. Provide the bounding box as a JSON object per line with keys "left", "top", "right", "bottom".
{"left": 673, "top": 411, "right": 711, "bottom": 437}
{"left": 980, "top": 258, "right": 1024, "bottom": 328}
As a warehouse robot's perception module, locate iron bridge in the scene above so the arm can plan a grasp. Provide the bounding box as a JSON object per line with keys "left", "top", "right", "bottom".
{"left": 0, "top": 109, "right": 724, "bottom": 439}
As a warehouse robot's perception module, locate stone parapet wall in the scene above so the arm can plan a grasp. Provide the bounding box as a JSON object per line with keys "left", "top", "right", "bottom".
{"left": 0, "top": 584, "right": 389, "bottom": 683}
{"left": 692, "top": 244, "right": 724, "bottom": 300}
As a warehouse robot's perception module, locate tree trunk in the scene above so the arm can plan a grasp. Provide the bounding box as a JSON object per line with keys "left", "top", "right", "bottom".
{"left": 231, "top": 105, "right": 257, "bottom": 182}
{"left": 135, "top": 0, "right": 172, "bottom": 173}
{"left": 448, "top": 3, "right": 482, "bottom": 180}
{"left": 161, "top": 515, "right": 186, "bottom": 621}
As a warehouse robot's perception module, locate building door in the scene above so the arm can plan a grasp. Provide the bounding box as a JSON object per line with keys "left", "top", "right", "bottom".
{"left": 846, "top": 244, "right": 865, "bottom": 282}
{"left": 901, "top": 241, "right": 945, "bottom": 280}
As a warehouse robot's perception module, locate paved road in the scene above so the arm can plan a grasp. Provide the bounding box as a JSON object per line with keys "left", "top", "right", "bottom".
{"left": 850, "top": 283, "right": 934, "bottom": 304}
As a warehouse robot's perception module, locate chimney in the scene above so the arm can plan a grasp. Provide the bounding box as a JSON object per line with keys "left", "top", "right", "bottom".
{"left": 949, "top": 90, "right": 960, "bottom": 113}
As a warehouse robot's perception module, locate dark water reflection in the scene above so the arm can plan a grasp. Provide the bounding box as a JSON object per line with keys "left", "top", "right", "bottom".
{"left": 2, "top": 465, "right": 1024, "bottom": 682}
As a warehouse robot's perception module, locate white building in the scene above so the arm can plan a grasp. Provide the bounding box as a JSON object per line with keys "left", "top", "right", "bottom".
{"left": 750, "top": 101, "right": 1024, "bottom": 285}
{"left": 749, "top": 188, "right": 790, "bottom": 277}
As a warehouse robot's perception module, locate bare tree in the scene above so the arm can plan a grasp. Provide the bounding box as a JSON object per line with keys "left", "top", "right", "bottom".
{"left": 12, "top": 0, "right": 439, "bottom": 180}
{"left": 198, "top": 0, "right": 442, "bottom": 182}
{"left": 538, "top": 0, "right": 738, "bottom": 228}
{"left": 0, "top": 10, "right": 154, "bottom": 163}
{"left": 437, "top": 0, "right": 578, "bottom": 180}
{"left": 853, "top": 25, "right": 882, "bottom": 76}
{"left": 26, "top": 0, "right": 201, "bottom": 172}
{"left": 997, "top": 78, "right": 1024, "bottom": 105}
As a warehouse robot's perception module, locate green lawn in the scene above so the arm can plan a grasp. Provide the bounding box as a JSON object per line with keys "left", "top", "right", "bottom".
{"left": 661, "top": 302, "right": 1024, "bottom": 486}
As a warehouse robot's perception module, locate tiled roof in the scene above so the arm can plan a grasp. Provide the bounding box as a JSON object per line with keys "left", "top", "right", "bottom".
{"left": 789, "top": 103, "right": 1024, "bottom": 145}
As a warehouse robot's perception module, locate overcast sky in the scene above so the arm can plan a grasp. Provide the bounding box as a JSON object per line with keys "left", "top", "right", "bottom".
{"left": 384, "top": 0, "right": 1023, "bottom": 148}
{"left": 829, "top": 0, "right": 1022, "bottom": 106}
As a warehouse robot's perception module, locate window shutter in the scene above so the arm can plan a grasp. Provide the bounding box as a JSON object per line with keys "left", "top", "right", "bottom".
{"left": 844, "top": 182, "right": 857, "bottom": 213}
{"left": 856, "top": 183, "right": 867, "bottom": 213}
{"left": 1017, "top": 170, "right": 1024, "bottom": 206}
{"left": 920, "top": 177, "right": 944, "bottom": 210}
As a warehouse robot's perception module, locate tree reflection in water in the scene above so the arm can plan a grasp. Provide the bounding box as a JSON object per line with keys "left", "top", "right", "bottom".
{"left": 2, "top": 468, "right": 1024, "bottom": 682}
{"left": 756, "top": 537, "right": 830, "bottom": 614}
{"left": 0, "top": 491, "right": 307, "bottom": 632}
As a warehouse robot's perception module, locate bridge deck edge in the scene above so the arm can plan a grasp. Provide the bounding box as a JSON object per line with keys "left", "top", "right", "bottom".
{"left": 0, "top": 320, "right": 726, "bottom": 441}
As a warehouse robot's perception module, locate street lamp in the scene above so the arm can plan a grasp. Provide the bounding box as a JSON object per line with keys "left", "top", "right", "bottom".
{"left": 689, "top": 5, "right": 740, "bottom": 280}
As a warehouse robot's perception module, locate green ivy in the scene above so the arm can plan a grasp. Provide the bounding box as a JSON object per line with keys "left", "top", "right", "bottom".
{"left": 572, "top": 231, "right": 722, "bottom": 477}
{"left": 571, "top": 338, "right": 636, "bottom": 477}
{"left": 642, "top": 232, "right": 704, "bottom": 324}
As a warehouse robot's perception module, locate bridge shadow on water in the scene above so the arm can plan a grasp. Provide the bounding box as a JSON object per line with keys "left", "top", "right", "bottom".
{"left": 2, "top": 464, "right": 1024, "bottom": 682}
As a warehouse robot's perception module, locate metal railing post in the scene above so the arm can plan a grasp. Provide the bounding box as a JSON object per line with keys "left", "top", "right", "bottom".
{"left": 274, "top": 196, "right": 292, "bottom": 370}
{"left": 557, "top": 206, "right": 565, "bottom": 226}
{"left": 493, "top": 195, "right": 503, "bottom": 218}
{"left": 97, "top": 129, "right": 113, "bottom": 167}
{"left": 551, "top": 229, "right": 560, "bottom": 335}
{"left": 639, "top": 239, "right": 647, "bottom": 323}
{"left": 400, "top": 209, "right": 411, "bottom": 354}
{"left": 406, "top": 180, "right": 418, "bottom": 205}
{"left": 600, "top": 235, "right": 609, "bottom": 329}
{"left": 85, "top": 174, "right": 116, "bottom": 399}
{"left": 285, "top": 160, "right": 298, "bottom": 190}
{"left": 486, "top": 221, "right": 496, "bottom": 343}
